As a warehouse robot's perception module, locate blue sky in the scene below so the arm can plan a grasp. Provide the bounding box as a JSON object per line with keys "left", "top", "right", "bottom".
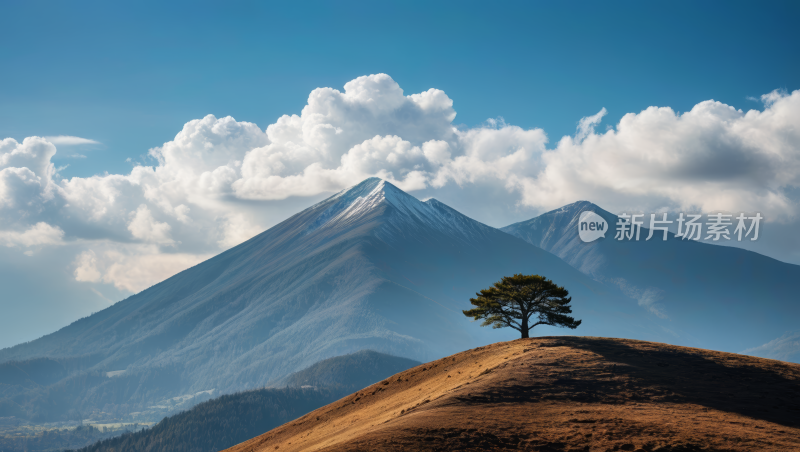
{"left": 3, "top": 1, "right": 798, "bottom": 178}
{"left": 1, "top": 1, "right": 799, "bottom": 349}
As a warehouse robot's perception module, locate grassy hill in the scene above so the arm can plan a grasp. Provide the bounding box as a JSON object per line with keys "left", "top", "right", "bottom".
{"left": 227, "top": 337, "right": 800, "bottom": 452}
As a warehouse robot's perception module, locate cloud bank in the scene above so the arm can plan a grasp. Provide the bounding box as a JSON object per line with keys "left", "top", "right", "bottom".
{"left": 2, "top": 74, "right": 799, "bottom": 293}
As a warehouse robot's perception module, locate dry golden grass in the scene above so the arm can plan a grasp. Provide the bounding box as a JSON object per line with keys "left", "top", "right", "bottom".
{"left": 225, "top": 337, "right": 800, "bottom": 452}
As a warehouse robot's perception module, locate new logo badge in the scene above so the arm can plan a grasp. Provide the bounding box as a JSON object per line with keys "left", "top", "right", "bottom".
{"left": 578, "top": 211, "right": 607, "bottom": 242}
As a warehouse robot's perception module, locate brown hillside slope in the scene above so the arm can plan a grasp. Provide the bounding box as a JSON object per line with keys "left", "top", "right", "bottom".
{"left": 226, "top": 337, "right": 800, "bottom": 452}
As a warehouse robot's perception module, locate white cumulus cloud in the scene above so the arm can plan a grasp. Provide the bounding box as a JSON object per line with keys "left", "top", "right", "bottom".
{"left": 72, "top": 245, "right": 212, "bottom": 292}
{"left": 516, "top": 90, "right": 800, "bottom": 217}
{"left": 0, "top": 222, "right": 64, "bottom": 248}
{"left": 128, "top": 204, "right": 175, "bottom": 245}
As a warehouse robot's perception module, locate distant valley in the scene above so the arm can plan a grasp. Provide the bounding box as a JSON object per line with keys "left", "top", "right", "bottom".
{"left": 65, "top": 350, "right": 419, "bottom": 452}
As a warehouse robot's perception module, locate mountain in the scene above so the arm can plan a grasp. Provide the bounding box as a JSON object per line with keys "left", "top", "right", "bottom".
{"left": 225, "top": 337, "right": 800, "bottom": 452}
{"left": 69, "top": 350, "right": 419, "bottom": 452}
{"left": 0, "top": 179, "right": 633, "bottom": 423}
{"left": 501, "top": 201, "right": 800, "bottom": 360}
{"left": 278, "top": 350, "right": 421, "bottom": 392}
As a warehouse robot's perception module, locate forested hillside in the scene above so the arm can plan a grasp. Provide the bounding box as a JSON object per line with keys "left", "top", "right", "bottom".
{"left": 68, "top": 387, "right": 339, "bottom": 452}
{"left": 69, "top": 350, "right": 420, "bottom": 452}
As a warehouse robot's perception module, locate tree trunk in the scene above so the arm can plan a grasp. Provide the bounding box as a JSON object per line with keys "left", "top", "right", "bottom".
{"left": 521, "top": 324, "right": 529, "bottom": 339}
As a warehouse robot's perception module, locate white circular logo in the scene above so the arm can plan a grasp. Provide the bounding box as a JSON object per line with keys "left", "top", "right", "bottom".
{"left": 578, "top": 211, "right": 608, "bottom": 242}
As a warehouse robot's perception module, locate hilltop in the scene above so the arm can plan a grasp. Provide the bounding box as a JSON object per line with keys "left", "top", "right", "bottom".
{"left": 227, "top": 337, "right": 800, "bottom": 452}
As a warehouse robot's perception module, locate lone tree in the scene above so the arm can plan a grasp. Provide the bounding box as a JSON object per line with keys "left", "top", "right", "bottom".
{"left": 463, "top": 274, "right": 581, "bottom": 338}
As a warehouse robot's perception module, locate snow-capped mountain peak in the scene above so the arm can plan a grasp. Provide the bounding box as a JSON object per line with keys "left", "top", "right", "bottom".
{"left": 305, "top": 178, "right": 493, "bottom": 242}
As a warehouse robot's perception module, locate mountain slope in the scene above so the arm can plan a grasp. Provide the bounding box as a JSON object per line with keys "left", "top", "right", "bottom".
{"left": 0, "top": 179, "right": 629, "bottom": 422}
{"left": 501, "top": 201, "right": 800, "bottom": 360}
{"left": 226, "top": 337, "right": 800, "bottom": 452}
{"left": 278, "top": 350, "right": 421, "bottom": 392}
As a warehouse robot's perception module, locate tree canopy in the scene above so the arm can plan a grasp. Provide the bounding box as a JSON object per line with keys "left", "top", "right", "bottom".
{"left": 462, "top": 274, "right": 581, "bottom": 338}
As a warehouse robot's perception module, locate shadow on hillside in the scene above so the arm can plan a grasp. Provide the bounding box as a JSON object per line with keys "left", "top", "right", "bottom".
{"left": 571, "top": 337, "right": 800, "bottom": 428}
{"left": 460, "top": 337, "right": 800, "bottom": 430}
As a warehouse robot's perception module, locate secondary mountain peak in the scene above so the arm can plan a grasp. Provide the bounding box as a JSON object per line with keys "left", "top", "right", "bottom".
{"left": 508, "top": 201, "right": 611, "bottom": 234}
{"left": 500, "top": 201, "right": 610, "bottom": 261}
{"left": 501, "top": 201, "right": 800, "bottom": 359}
{"left": 550, "top": 199, "right": 603, "bottom": 215}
